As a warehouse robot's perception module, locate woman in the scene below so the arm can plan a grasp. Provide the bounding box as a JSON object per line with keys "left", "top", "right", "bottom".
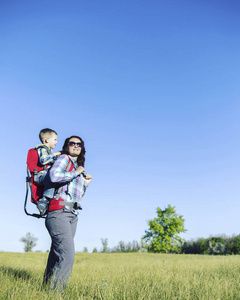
{"left": 43, "top": 135, "right": 92, "bottom": 290}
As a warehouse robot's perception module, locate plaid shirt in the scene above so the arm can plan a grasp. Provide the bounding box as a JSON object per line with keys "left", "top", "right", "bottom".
{"left": 49, "top": 154, "right": 86, "bottom": 214}
{"left": 35, "top": 144, "right": 56, "bottom": 166}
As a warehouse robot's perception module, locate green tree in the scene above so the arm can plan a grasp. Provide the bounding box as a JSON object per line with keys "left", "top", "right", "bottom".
{"left": 143, "top": 205, "right": 186, "bottom": 253}
{"left": 20, "top": 232, "right": 38, "bottom": 252}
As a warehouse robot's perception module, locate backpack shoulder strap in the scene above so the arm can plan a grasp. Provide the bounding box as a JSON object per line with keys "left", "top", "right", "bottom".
{"left": 35, "top": 144, "right": 52, "bottom": 155}
{"left": 66, "top": 155, "right": 74, "bottom": 172}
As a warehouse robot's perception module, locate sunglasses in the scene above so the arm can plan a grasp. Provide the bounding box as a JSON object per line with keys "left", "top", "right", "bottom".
{"left": 68, "top": 142, "right": 82, "bottom": 148}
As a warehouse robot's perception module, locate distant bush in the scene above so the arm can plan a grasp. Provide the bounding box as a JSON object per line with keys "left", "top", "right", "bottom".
{"left": 225, "top": 235, "right": 240, "bottom": 254}
{"left": 92, "top": 235, "right": 240, "bottom": 255}
{"left": 111, "top": 240, "right": 141, "bottom": 253}
{"left": 181, "top": 238, "right": 208, "bottom": 254}
{"left": 181, "top": 235, "right": 240, "bottom": 255}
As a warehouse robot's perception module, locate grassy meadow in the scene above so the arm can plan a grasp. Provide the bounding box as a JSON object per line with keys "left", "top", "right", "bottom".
{"left": 0, "top": 252, "right": 240, "bottom": 299}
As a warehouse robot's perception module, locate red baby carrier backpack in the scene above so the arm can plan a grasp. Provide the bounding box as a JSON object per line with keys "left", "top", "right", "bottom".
{"left": 25, "top": 147, "right": 76, "bottom": 218}
{"left": 25, "top": 145, "right": 51, "bottom": 218}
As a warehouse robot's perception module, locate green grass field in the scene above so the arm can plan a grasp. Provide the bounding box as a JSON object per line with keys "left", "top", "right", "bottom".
{"left": 0, "top": 252, "right": 240, "bottom": 299}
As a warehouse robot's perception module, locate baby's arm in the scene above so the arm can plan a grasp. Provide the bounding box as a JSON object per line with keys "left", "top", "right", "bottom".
{"left": 38, "top": 147, "right": 57, "bottom": 165}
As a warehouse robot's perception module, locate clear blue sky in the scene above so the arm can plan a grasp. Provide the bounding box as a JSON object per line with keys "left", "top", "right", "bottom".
{"left": 0, "top": 0, "right": 239, "bottom": 252}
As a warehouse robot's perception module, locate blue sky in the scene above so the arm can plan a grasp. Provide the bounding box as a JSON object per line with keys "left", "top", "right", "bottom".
{"left": 0, "top": 0, "right": 239, "bottom": 252}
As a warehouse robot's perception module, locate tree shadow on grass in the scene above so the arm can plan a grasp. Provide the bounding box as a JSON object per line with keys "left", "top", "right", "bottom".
{"left": 0, "top": 266, "right": 32, "bottom": 281}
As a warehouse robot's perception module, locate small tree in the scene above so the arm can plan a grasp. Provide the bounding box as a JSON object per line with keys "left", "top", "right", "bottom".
{"left": 118, "top": 241, "right": 126, "bottom": 252}
{"left": 83, "top": 247, "right": 88, "bottom": 253}
{"left": 20, "top": 232, "right": 38, "bottom": 252}
{"left": 139, "top": 238, "right": 148, "bottom": 253}
{"left": 92, "top": 247, "right": 98, "bottom": 253}
{"left": 143, "top": 205, "right": 186, "bottom": 253}
{"left": 101, "top": 238, "right": 108, "bottom": 253}
{"left": 131, "top": 240, "right": 141, "bottom": 252}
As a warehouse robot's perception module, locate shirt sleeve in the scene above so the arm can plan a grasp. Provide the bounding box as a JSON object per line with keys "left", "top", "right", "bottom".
{"left": 38, "top": 147, "right": 55, "bottom": 165}
{"left": 49, "top": 155, "right": 79, "bottom": 183}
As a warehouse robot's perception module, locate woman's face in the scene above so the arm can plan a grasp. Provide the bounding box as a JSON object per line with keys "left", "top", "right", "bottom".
{"left": 67, "top": 137, "right": 82, "bottom": 158}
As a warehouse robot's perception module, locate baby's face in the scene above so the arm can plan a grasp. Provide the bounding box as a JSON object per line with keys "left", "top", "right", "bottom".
{"left": 47, "top": 133, "right": 58, "bottom": 149}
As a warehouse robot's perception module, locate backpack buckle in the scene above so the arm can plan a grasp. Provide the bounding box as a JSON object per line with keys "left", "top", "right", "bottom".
{"left": 33, "top": 168, "right": 38, "bottom": 182}
{"left": 73, "top": 202, "right": 82, "bottom": 210}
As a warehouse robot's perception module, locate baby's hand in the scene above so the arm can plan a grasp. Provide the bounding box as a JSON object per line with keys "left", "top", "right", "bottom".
{"left": 54, "top": 151, "right": 61, "bottom": 156}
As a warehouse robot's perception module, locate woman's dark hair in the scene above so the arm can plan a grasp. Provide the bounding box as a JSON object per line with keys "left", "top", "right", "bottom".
{"left": 61, "top": 135, "right": 86, "bottom": 167}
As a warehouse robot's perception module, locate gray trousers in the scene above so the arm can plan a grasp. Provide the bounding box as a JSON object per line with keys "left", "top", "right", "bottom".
{"left": 43, "top": 209, "right": 78, "bottom": 290}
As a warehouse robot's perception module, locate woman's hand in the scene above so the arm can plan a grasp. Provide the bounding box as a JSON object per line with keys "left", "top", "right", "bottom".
{"left": 84, "top": 173, "right": 92, "bottom": 186}
{"left": 76, "top": 166, "right": 85, "bottom": 175}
